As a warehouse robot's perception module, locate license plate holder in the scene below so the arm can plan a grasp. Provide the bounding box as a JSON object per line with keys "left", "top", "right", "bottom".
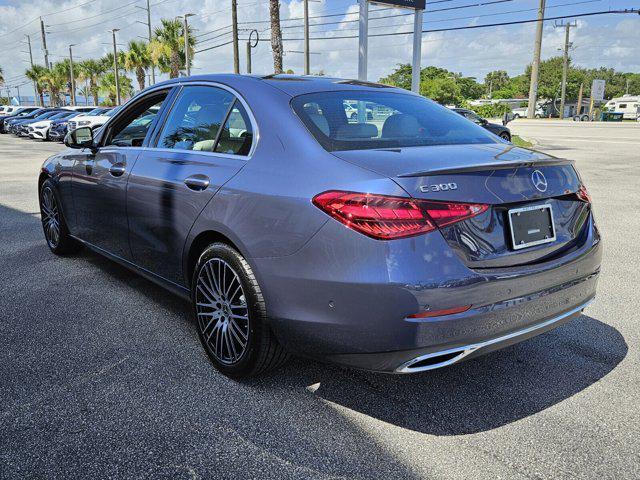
{"left": 508, "top": 204, "right": 556, "bottom": 250}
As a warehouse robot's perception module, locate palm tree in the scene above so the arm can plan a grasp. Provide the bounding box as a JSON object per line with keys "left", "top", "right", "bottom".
{"left": 44, "top": 62, "right": 70, "bottom": 106}
{"left": 269, "top": 0, "right": 283, "bottom": 74}
{"left": 124, "top": 40, "right": 151, "bottom": 92}
{"left": 25, "top": 64, "right": 48, "bottom": 106}
{"left": 78, "top": 85, "right": 91, "bottom": 105}
{"left": 77, "top": 59, "right": 105, "bottom": 106}
{"left": 0, "top": 66, "right": 4, "bottom": 85}
{"left": 149, "top": 18, "right": 195, "bottom": 79}
{"left": 100, "top": 71, "right": 133, "bottom": 105}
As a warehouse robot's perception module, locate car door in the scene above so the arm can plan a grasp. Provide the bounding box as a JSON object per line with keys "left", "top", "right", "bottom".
{"left": 71, "top": 89, "right": 172, "bottom": 259}
{"left": 127, "top": 84, "right": 255, "bottom": 285}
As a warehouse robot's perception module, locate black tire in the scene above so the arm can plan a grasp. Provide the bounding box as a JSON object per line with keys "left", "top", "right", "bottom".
{"left": 500, "top": 132, "right": 511, "bottom": 142}
{"left": 192, "top": 243, "right": 288, "bottom": 378}
{"left": 39, "top": 179, "right": 82, "bottom": 255}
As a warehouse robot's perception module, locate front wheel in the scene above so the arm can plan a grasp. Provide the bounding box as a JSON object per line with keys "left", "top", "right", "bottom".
{"left": 192, "top": 243, "right": 288, "bottom": 378}
{"left": 499, "top": 132, "right": 511, "bottom": 142}
{"left": 39, "top": 179, "right": 82, "bottom": 255}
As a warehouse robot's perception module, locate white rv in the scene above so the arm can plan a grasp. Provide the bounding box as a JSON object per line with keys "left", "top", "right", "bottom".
{"left": 604, "top": 95, "right": 639, "bottom": 120}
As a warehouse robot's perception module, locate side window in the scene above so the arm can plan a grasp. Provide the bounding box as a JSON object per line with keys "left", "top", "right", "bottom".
{"left": 214, "top": 101, "right": 253, "bottom": 156}
{"left": 106, "top": 93, "right": 167, "bottom": 147}
{"left": 157, "top": 86, "right": 234, "bottom": 152}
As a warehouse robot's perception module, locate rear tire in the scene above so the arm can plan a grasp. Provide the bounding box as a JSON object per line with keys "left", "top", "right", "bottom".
{"left": 192, "top": 243, "right": 288, "bottom": 378}
{"left": 39, "top": 179, "right": 82, "bottom": 255}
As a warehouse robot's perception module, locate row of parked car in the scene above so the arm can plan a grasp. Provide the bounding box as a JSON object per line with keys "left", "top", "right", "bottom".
{"left": 0, "top": 105, "right": 118, "bottom": 141}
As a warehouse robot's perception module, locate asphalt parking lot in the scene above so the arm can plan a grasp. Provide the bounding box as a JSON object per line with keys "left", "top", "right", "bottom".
{"left": 1, "top": 121, "right": 639, "bottom": 479}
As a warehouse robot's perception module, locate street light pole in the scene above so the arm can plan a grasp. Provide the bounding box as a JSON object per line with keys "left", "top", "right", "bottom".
{"left": 357, "top": 0, "right": 368, "bottom": 81}
{"left": 69, "top": 44, "right": 77, "bottom": 106}
{"left": 304, "top": 0, "right": 310, "bottom": 75}
{"left": 25, "top": 34, "right": 39, "bottom": 106}
{"left": 110, "top": 29, "right": 121, "bottom": 105}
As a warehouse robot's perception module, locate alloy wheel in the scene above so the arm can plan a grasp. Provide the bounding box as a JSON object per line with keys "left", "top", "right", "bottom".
{"left": 195, "top": 258, "right": 250, "bottom": 365}
{"left": 41, "top": 187, "right": 61, "bottom": 249}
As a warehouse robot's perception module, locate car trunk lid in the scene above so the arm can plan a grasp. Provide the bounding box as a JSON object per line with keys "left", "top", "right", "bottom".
{"left": 332, "top": 143, "right": 590, "bottom": 268}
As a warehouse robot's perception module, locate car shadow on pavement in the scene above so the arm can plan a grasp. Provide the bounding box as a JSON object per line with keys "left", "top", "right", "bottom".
{"left": 255, "top": 314, "right": 627, "bottom": 436}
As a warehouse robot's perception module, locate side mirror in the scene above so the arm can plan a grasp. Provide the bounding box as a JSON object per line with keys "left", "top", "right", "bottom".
{"left": 64, "top": 126, "right": 95, "bottom": 150}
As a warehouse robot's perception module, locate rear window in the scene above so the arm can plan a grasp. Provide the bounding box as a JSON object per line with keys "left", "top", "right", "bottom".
{"left": 291, "top": 91, "right": 497, "bottom": 152}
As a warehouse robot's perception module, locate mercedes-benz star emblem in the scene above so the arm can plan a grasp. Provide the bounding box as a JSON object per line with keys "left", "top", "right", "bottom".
{"left": 531, "top": 170, "right": 548, "bottom": 193}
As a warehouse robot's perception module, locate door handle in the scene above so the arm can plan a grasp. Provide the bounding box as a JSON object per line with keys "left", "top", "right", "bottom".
{"left": 184, "top": 174, "right": 210, "bottom": 191}
{"left": 109, "top": 163, "right": 126, "bottom": 177}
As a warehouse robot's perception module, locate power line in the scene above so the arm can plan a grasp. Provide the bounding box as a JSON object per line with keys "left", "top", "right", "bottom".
{"left": 290, "top": 0, "right": 603, "bottom": 34}
{"left": 47, "top": 1, "right": 141, "bottom": 27}
{"left": 247, "top": 9, "right": 637, "bottom": 41}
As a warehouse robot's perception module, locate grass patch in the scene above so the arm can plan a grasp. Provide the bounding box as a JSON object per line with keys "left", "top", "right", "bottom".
{"left": 512, "top": 135, "right": 534, "bottom": 148}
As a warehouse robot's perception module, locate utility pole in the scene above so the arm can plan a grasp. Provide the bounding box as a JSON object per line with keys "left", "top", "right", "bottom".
{"left": 25, "top": 34, "right": 39, "bottom": 106}
{"left": 626, "top": 78, "right": 630, "bottom": 95}
{"left": 527, "top": 0, "right": 546, "bottom": 119}
{"left": 304, "top": 0, "right": 310, "bottom": 75}
{"left": 145, "top": 0, "right": 155, "bottom": 84}
{"left": 182, "top": 14, "right": 195, "bottom": 77}
{"left": 555, "top": 20, "right": 576, "bottom": 119}
{"left": 232, "top": 0, "right": 240, "bottom": 73}
{"left": 16, "top": 84, "right": 21, "bottom": 104}
{"left": 69, "top": 44, "right": 77, "bottom": 106}
{"left": 136, "top": 0, "right": 156, "bottom": 84}
{"left": 40, "top": 17, "right": 50, "bottom": 69}
{"left": 111, "top": 29, "right": 121, "bottom": 105}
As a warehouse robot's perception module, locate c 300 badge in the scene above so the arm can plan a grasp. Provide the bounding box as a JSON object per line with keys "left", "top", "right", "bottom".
{"left": 420, "top": 182, "right": 458, "bottom": 193}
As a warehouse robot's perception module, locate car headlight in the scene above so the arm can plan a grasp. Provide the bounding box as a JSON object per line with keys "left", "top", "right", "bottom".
{"left": 35, "top": 125, "right": 47, "bottom": 129}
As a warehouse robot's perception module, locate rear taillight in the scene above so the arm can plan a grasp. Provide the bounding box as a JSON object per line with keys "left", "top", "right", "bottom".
{"left": 312, "top": 190, "right": 488, "bottom": 240}
{"left": 576, "top": 184, "right": 591, "bottom": 203}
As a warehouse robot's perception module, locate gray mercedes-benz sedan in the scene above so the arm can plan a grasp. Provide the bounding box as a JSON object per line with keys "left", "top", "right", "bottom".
{"left": 39, "top": 74, "right": 601, "bottom": 377}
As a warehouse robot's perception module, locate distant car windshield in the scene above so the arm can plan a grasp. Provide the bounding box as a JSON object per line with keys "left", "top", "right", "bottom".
{"left": 291, "top": 91, "right": 497, "bottom": 152}
{"left": 87, "top": 108, "right": 107, "bottom": 116}
{"left": 105, "top": 107, "right": 120, "bottom": 117}
{"left": 50, "top": 111, "right": 75, "bottom": 120}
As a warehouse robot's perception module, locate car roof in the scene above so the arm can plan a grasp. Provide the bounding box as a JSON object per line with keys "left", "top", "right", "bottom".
{"left": 149, "top": 74, "right": 412, "bottom": 98}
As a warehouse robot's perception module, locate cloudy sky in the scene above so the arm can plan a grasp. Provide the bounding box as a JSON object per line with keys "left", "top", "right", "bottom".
{"left": 0, "top": 0, "right": 638, "bottom": 100}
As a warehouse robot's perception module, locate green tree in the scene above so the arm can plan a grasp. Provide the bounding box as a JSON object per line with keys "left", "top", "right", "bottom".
{"left": 484, "top": 70, "right": 510, "bottom": 96}
{"left": 420, "top": 77, "right": 462, "bottom": 105}
{"left": 77, "top": 59, "right": 106, "bottom": 106}
{"left": 25, "top": 64, "right": 49, "bottom": 106}
{"left": 149, "top": 18, "right": 195, "bottom": 79}
{"left": 124, "top": 40, "right": 152, "bottom": 92}
{"left": 99, "top": 71, "right": 133, "bottom": 105}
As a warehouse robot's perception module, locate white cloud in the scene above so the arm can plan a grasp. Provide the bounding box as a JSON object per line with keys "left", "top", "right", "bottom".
{"left": 0, "top": 0, "right": 638, "bottom": 99}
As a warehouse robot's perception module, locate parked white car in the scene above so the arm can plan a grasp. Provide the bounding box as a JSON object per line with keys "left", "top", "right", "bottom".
{"left": 0, "top": 105, "right": 22, "bottom": 116}
{"left": 68, "top": 107, "right": 118, "bottom": 133}
{"left": 512, "top": 106, "right": 544, "bottom": 118}
{"left": 27, "top": 111, "right": 79, "bottom": 140}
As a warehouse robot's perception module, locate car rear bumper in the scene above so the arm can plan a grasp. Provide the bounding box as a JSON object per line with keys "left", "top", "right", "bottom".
{"left": 253, "top": 213, "right": 601, "bottom": 373}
